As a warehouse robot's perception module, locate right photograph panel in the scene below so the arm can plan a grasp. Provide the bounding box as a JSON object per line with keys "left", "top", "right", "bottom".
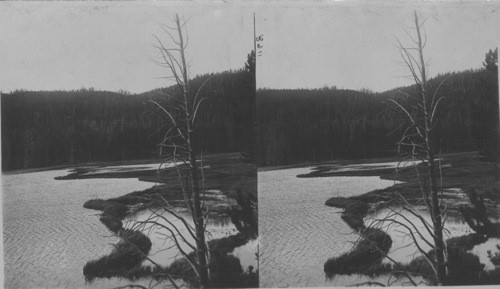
{"left": 257, "top": 3, "right": 500, "bottom": 287}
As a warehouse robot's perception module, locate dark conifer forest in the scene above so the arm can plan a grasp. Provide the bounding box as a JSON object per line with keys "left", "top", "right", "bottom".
{"left": 257, "top": 57, "right": 498, "bottom": 166}
{"left": 2, "top": 50, "right": 498, "bottom": 170}
{"left": 2, "top": 63, "right": 255, "bottom": 171}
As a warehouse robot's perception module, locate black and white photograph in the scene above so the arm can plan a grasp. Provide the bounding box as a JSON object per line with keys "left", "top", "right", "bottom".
{"left": 2, "top": 1, "right": 500, "bottom": 289}
{"left": 257, "top": 2, "right": 500, "bottom": 288}
{"left": 1, "top": 2, "right": 257, "bottom": 288}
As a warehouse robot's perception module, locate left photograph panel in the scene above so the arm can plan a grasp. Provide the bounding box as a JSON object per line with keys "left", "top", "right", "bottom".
{"left": 1, "top": 2, "right": 257, "bottom": 288}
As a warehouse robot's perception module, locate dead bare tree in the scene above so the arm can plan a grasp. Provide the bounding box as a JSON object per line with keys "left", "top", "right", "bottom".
{"left": 144, "top": 13, "right": 212, "bottom": 287}
{"left": 387, "top": 10, "right": 448, "bottom": 285}
{"left": 344, "top": 10, "right": 453, "bottom": 287}
{"left": 363, "top": 184, "right": 451, "bottom": 286}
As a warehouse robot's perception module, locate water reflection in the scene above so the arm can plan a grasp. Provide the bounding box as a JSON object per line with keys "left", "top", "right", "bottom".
{"left": 83, "top": 191, "right": 258, "bottom": 286}
{"left": 472, "top": 238, "right": 500, "bottom": 271}
{"left": 4, "top": 160, "right": 257, "bottom": 288}
{"left": 365, "top": 206, "right": 475, "bottom": 265}
{"left": 365, "top": 206, "right": 500, "bottom": 267}
{"left": 124, "top": 209, "right": 242, "bottom": 268}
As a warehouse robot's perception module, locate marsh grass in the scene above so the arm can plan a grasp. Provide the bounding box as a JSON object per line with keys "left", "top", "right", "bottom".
{"left": 325, "top": 197, "right": 368, "bottom": 230}
{"left": 320, "top": 152, "right": 500, "bottom": 285}
{"left": 83, "top": 229, "right": 152, "bottom": 282}
{"left": 324, "top": 228, "right": 392, "bottom": 277}
{"left": 81, "top": 153, "right": 258, "bottom": 287}
{"left": 163, "top": 234, "right": 258, "bottom": 288}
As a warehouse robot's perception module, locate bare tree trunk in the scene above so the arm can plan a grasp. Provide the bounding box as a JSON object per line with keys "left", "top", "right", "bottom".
{"left": 148, "top": 14, "right": 213, "bottom": 288}
{"left": 428, "top": 155, "right": 446, "bottom": 284}
{"left": 174, "top": 14, "right": 210, "bottom": 287}
{"left": 413, "top": 11, "right": 446, "bottom": 285}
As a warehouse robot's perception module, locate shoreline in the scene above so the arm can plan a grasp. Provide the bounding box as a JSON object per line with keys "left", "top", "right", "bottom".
{"left": 2, "top": 157, "right": 164, "bottom": 175}
{"left": 300, "top": 152, "right": 499, "bottom": 217}
{"left": 258, "top": 151, "right": 479, "bottom": 173}
{"left": 76, "top": 153, "right": 258, "bottom": 287}
{"left": 3, "top": 152, "right": 244, "bottom": 176}
{"left": 306, "top": 152, "right": 500, "bottom": 285}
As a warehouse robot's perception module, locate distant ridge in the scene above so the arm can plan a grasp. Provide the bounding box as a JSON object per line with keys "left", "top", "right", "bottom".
{"left": 1, "top": 68, "right": 255, "bottom": 171}
{"left": 257, "top": 67, "right": 498, "bottom": 166}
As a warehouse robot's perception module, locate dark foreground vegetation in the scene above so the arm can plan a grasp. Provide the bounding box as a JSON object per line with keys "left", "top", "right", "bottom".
{"left": 1, "top": 66, "right": 254, "bottom": 171}
{"left": 258, "top": 64, "right": 498, "bottom": 166}
{"left": 310, "top": 152, "right": 497, "bottom": 211}
{"left": 318, "top": 152, "right": 500, "bottom": 285}
{"left": 83, "top": 229, "right": 152, "bottom": 282}
{"left": 80, "top": 153, "right": 258, "bottom": 287}
{"left": 324, "top": 228, "right": 393, "bottom": 277}
{"left": 73, "top": 153, "right": 256, "bottom": 217}
{"left": 135, "top": 234, "right": 258, "bottom": 288}
{"left": 318, "top": 50, "right": 498, "bottom": 286}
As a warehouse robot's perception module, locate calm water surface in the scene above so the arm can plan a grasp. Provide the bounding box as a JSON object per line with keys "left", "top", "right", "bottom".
{"left": 125, "top": 209, "right": 257, "bottom": 271}
{"left": 3, "top": 165, "right": 254, "bottom": 288}
{"left": 2, "top": 168, "right": 154, "bottom": 288}
{"left": 258, "top": 167, "right": 397, "bottom": 287}
{"left": 259, "top": 166, "right": 499, "bottom": 287}
{"left": 367, "top": 206, "right": 500, "bottom": 269}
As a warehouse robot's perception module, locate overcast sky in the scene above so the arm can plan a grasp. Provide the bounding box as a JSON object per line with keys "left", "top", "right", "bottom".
{"left": 2, "top": 2, "right": 499, "bottom": 94}
{"left": 0, "top": 1, "right": 254, "bottom": 93}
{"left": 256, "top": 1, "right": 500, "bottom": 92}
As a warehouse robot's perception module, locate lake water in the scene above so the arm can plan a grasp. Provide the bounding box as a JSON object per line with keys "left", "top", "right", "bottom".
{"left": 2, "top": 165, "right": 255, "bottom": 288}
{"left": 259, "top": 166, "right": 500, "bottom": 287}
{"left": 4, "top": 163, "right": 497, "bottom": 288}
{"left": 258, "top": 167, "right": 398, "bottom": 287}
{"left": 366, "top": 205, "right": 500, "bottom": 270}
{"left": 124, "top": 209, "right": 257, "bottom": 271}
{"left": 2, "top": 168, "right": 154, "bottom": 288}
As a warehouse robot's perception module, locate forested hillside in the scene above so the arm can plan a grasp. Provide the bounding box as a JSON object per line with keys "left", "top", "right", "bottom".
{"left": 257, "top": 66, "right": 498, "bottom": 166}
{"left": 2, "top": 65, "right": 255, "bottom": 171}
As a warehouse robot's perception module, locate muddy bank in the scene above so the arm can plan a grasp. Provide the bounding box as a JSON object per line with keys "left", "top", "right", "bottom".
{"left": 83, "top": 229, "right": 152, "bottom": 282}
{"left": 79, "top": 152, "right": 256, "bottom": 224}
{"left": 324, "top": 200, "right": 500, "bottom": 285}
{"left": 80, "top": 153, "right": 258, "bottom": 232}
{"left": 83, "top": 186, "right": 183, "bottom": 233}
{"left": 149, "top": 233, "right": 258, "bottom": 288}
{"left": 318, "top": 152, "right": 499, "bottom": 211}
{"left": 319, "top": 153, "right": 500, "bottom": 285}
{"left": 83, "top": 187, "right": 228, "bottom": 232}
{"left": 83, "top": 194, "right": 154, "bottom": 282}
{"left": 322, "top": 152, "right": 499, "bottom": 235}
{"left": 55, "top": 167, "right": 158, "bottom": 180}
{"left": 83, "top": 191, "right": 257, "bottom": 287}
{"left": 80, "top": 154, "right": 257, "bottom": 287}
{"left": 324, "top": 228, "right": 393, "bottom": 277}
{"left": 399, "top": 233, "right": 500, "bottom": 285}
{"left": 325, "top": 197, "right": 369, "bottom": 230}
{"left": 84, "top": 186, "right": 258, "bottom": 280}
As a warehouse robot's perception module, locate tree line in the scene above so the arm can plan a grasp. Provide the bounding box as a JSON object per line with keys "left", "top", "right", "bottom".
{"left": 2, "top": 49, "right": 497, "bottom": 170}
{"left": 257, "top": 53, "right": 498, "bottom": 166}
{"left": 1, "top": 62, "right": 255, "bottom": 171}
